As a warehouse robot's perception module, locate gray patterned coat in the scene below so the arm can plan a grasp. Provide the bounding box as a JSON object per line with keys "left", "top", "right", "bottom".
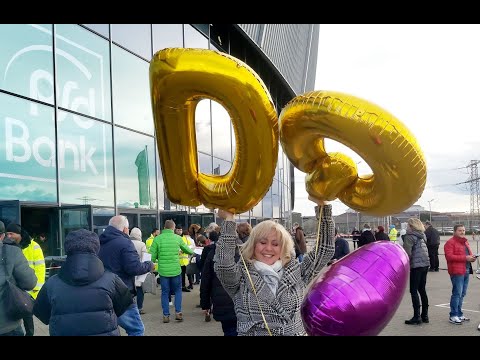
{"left": 214, "top": 205, "right": 335, "bottom": 336}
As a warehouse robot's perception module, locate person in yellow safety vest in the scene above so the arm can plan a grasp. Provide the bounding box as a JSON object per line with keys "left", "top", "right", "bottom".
{"left": 175, "top": 225, "right": 194, "bottom": 292}
{"left": 389, "top": 224, "right": 398, "bottom": 243}
{"left": 5, "top": 223, "right": 45, "bottom": 336}
{"left": 146, "top": 228, "right": 160, "bottom": 253}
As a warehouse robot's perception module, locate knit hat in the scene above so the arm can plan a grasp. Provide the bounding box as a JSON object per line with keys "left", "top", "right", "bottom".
{"left": 389, "top": 224, "right": 395, "bottom": 229}
{"left": 6, "top": 223, "right": 21, "bottom": 235}
{"left": 129, "top": 227, "right": 142, "bottom": 241}
{"left": 64, "top": 229, "right": 100, "bottom": 255}
{"left": 0, "top": 221, "right": 4, "bottom": 234}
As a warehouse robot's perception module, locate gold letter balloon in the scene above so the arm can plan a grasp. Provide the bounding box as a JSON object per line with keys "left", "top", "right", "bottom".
{"left": 280, "top": 91, "right": 426, "bottom": 216}
{"left": 149, "top": 48, "right": 278, "bottom": 213}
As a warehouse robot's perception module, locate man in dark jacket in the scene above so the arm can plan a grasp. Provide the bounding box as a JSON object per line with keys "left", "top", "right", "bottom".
{"left": 358, "top": 224, "right": 375, "bottom": 247}
{"left": 34, "top": 229, "right": 132, "bottom": 336}
{"left": 328, "top": 228, "right": 350, "bottom": 265}
{"left": 424, "top": 221, "right": 440, "bottom": 272}
{"left": 293, "top": 223, "right": 307, "bottom": 262}
{"left": 0, "top": 221, "right": 37, "bottom": 336}
{"left": 99, "top": 215, "right": 154, "bottom": 336}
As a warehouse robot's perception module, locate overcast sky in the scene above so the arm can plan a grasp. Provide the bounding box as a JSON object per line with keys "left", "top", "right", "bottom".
{"left": 293, "top": 24, "right": 480, "bottom": 217}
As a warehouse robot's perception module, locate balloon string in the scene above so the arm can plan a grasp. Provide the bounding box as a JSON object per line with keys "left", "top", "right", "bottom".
{"left": 238, "top": 244, "right": 273, "bottom": 336}
{"left": 314, "top": 205, "right": 324, "bottom": 265}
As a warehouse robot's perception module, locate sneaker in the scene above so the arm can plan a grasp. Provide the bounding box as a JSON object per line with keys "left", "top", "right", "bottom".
{"left": 163, "top": 316, "right": 170, "bottom": 323}
{"left": 175, "top": 312, "right": 183, "bottom": 322}
{"left": 182, "top": 287, "right": 191, "bottom": 293}
{"left": 169, "top": 301, "right": 173, "bottom": 306}
{"left": 139, "top": 309, "right": 146, "bottom": 315}
{"left": 459, "top": 316, "right": 470, "bottom": 322}
{"left": 205, "top": 313, "right": 211, "bottom": 322}
{"left": 449, "top": 316, "right": 462, "bottom": 325}
{"left": 477, "top": 323, "right": 480, "bottom": 331}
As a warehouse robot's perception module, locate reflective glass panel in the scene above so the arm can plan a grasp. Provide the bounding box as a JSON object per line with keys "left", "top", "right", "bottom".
{"left": 211, "top": 101, "right": 232, "bottom": 162}
{"left": 0, "top": 92, "right": 56, "bottom": 202}
{"left": 153, "top": 24, "right": 183, "bottom": 53}
{"left": 82, "top": 24, "right": 109, "bottom": 38}
{"left": 195, "top": 99, "right": 211, "bottom": 154}
{"left": 262, "top": 186, "right": 273, "bottom": 219}
{"left": 112, "top": 45, "right": 154, "bottom": 135}
{"left": 198, "top": 152, "right": 212, "bottom": 174}
{"left": 55, "top": 24, "right": 112, "bottom": 122}
{"left": 111, "top": 24, "right": 152, "bottom": 60}
{"left": 115, "top": 127, "right": 156, "bottom": 209}
{"left": 58, "top": 110, "right": 114, "bottom": 207}
{"left": 0, "top": 24, "right": 53, "bottom": 103}
{"left": 184, "top": 25, "right": 208, "bottom": 49}
{"left": 212, "top": 157, "right": 231, "bottom": 176}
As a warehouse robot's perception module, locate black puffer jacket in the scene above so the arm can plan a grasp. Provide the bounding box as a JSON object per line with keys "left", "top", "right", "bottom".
{"left": 200, "top": 244, "right": 237, "bottom": 322}
{"left": 425, "top": 226, "right": 440, "bottom": 246}
{"left": 33, "top": 253, "right": 132, "bottom": 336}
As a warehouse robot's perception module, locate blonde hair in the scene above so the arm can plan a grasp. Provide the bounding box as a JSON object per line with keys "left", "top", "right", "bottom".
{"left": 408, "top": 218, "right": 425, "bottom": 232}
{"left": 240, "top": 220, "right": 294, "bottom": 267}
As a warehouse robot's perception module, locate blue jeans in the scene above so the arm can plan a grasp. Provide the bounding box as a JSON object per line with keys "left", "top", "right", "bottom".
{"left": 117, "top": 303, "right": 144, "bottom": 336}
{"left": 297, "top": 254, "right": 304, "bottom": 263}
{"left": 160, "top": 275, "right": 182, "bottom": 316}
{"left": 449, "top": 273, "right": 469, "bottom": 318}
{"left": 136, "top": 286, "right": 144, "bottom": 310}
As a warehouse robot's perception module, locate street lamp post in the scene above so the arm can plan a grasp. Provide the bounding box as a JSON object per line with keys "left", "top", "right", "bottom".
{"left": 427, "top": 199, "right": 435, "bottom": 222}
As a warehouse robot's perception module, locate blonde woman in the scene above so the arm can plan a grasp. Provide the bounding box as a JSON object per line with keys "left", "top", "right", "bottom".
{"left": 214, "top": 197, "right": 334, "bottom": 336}
{"left": 402, "top": 217, "right": 430, "bottom": 325}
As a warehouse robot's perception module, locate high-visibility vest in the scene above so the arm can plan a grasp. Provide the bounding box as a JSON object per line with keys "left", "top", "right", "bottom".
{"left": 22, "top": 240, "right": 45, "bottom": 299}
{"left": 146, "top": 235, "right": 154, "bottom": 253}
{"left": 389, "top": 228, "right": 398, "bottom": 242}
{"left": 179, "top": 236, "right": 190, "bottom": 266}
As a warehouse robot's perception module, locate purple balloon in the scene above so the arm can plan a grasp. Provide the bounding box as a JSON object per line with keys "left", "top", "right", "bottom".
{"left": 301, "top": 241, "right": 409, "bottom": 336}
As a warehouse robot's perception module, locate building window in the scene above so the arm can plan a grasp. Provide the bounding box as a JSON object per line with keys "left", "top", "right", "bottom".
{"left": 153, "top": 24, "right": 183, "bottom": 54}
{"left": 212, "top": 157, "right": 231, "bottom": 176}
{"left": 198, "top": 152, "right": 212, "bottom": 174}
{"left": 55, "top": 24, "right": 112, "bottom": 122}
{"left": 0, "top": 24, "right": 54, "bottom": 103}
{"left": 0, "top": 92, "right": 56, "bottom": 202}
{"left": 195, "top": 99, "right": 211, "bottom": 154}
{"left": 82, "top": 24, "right": 109, "bottom": 39}
{"left": 57, "top": 110, "right": 114, "bottom": 207}
{"left": 112, "top": 45, "right": 154, "bottom": 135}
{"left": 263, "top": 186, "right": 273, "bottom": 219}
{"left": 184, "top": 25, "right": 208, "bottom": 49}
{"left": 111, "top": 24, "right": 152, "bottom": 60}
{"left": 211, "top": 101, "right": 232, "bottom": 162}
{"left": 115, "top": 127, "right": 156, "bottom": 209}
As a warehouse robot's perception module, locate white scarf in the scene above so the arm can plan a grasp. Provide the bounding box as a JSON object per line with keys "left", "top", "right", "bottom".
{"left": 253, "top": 260, "right": 284, "bottom": 295}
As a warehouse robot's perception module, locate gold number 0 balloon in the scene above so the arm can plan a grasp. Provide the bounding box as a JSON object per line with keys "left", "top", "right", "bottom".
{"left": 280, "top": 90, "right": 426, "bottom": 216}
{"left": 149, "top": 48, "right": 278, "bottom": 213}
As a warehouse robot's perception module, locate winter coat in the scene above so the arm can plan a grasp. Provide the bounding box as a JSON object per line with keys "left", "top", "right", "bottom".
{"left": 200, "top": 243, "right": 237, "bottom": 322}
{"left": 33, "top": 253, "right": 132, "bottom": 336}
{"left": 375, "top": 231, "right": 390, "bottom": 241}
{"left": 130, "top": 237, "right": 147, "bottom": 288}
{"left": 0, "top": 239, "right": 37, "bottom": 335}
{"left": 358, "top": 229, "right": 375, "bottom": 247}
{"left": 295, "top": 228, "right": 307, "bottom": 254}
{"left": 98, "top": 226, "right": 153, "bottom": 294}
{"left": 150, "top": 229, "right": 194, "bottom": 277}
{"left": 425, "top": 226, "right": 440, "bottom": 246}
{"left": 214, "top": 205, "right": 335, "bottom": 336}
{"left": 403, "top": 230, "right": 430, "bottom": 269}
{"left": 444, "top": 236, "right": 474, "bottom": 275}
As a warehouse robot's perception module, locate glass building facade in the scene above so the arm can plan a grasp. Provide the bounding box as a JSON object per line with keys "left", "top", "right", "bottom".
{"left": 0, "top": 24, "right": 318, "bottom": 257}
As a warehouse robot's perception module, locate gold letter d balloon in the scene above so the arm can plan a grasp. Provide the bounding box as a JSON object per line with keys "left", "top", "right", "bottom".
{"left": 149, "top": 48, "right": 278, "bottom": 213}
{"left": 280, "top": 91, "right": 426, "bottom": 216}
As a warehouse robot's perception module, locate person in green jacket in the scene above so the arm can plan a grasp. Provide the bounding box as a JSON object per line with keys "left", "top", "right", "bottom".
{"left": 150, "top": 220, "right": 194, "bottom": 323}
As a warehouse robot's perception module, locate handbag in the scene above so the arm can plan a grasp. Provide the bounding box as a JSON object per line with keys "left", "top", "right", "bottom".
{"left": 2, "top": 246, "right": 35, "bottom": 320}
{"left": 141, "top": 272, "right": 157, "bottom": 295}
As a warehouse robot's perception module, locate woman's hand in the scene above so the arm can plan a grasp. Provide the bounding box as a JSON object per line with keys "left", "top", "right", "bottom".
{"left": 217, "top": 209, "right": 235, "bottom": 221}
{"left": 308, "top": 195, "right": 329, "bottom": 206}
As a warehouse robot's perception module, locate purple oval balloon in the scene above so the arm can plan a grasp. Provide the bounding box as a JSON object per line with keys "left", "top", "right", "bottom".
{"left": 301, "top": 241, "right": 409, "bottom": 336}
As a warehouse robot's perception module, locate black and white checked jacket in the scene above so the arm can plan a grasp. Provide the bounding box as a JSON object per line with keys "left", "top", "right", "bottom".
{"left": 214, "top": 205, "right": 335, "bottom": 336}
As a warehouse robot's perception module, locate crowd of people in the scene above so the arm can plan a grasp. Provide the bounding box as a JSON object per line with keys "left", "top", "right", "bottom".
{"left": 0, "top": 206, "right": 478, "bottom": 335}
